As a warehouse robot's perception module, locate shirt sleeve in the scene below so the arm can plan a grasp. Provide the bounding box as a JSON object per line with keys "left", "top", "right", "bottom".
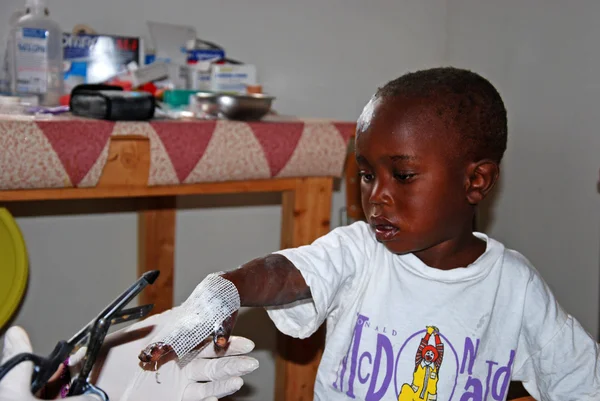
{"left": 512, "top": 268, "right": 600, "bottom": 401}
{"left": 264, "top": 221, "right": 372, "bottom": 339}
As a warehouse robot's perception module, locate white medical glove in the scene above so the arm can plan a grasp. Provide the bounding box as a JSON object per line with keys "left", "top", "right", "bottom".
{"left": 0, "top": 326, "right": 99, "bottom": 401}
{"left": 69, "top": 307, "right": 258, "bottom": 401}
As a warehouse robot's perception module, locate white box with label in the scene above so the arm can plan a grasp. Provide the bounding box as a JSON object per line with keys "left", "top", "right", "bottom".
{"left": 210, "top": 64, "right": 257, "bottom": 94}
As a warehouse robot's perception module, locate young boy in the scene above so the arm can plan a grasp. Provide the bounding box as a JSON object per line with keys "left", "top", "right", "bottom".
{"left": 149, "top": 67, "right": 600, "bottom": 401}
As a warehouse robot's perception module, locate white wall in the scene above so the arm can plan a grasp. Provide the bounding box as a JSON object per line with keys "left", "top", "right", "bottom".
{"left": 445, "top": 0, "right": 600, "bottom": 339}
{"left": 0, "top": 1, "right": 448, "bottom": 400}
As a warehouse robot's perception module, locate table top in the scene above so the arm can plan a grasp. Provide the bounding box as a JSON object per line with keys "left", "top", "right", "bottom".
{"left": 0, "top": 114, "right": 355, "bottom": 190}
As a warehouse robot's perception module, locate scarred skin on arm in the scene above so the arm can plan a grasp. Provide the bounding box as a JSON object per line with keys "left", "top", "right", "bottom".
{"left": 138, "top": 254, "right": 311, "bottom": 363}
{"left": 221, "top": 254, "right": 312, "bottom": 307}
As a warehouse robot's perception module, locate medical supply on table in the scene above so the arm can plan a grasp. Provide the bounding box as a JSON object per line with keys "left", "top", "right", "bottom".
{"left": 5, "top": 0, "right": 64, "bottom": 106}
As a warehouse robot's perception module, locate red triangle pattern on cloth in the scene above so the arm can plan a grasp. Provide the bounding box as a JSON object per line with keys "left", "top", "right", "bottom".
{"left": 248, "top": 122, "right": 305, "bottom": 177}
{"left": 37, "top": 120, "right": 115, "bottom": 186}
{"left": 333, "top": 122, "right": 356, "bottom": 144}
{"left": 152, "top": 121, "right": 217, "bottom": 182}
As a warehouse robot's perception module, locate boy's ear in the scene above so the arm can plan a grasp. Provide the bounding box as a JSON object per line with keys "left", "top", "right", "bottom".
{"left": 465, "top": 160, "right": 499, "bottom": 204}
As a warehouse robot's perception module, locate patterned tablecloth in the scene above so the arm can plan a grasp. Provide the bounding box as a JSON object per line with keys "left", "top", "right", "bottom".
{"left": 0, "top": 114, "right": 355, "bottom": 190}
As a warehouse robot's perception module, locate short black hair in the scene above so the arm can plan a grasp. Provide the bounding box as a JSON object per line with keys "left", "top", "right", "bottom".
{"left": 375, "top": 66, "right": 508, "bottom": 163}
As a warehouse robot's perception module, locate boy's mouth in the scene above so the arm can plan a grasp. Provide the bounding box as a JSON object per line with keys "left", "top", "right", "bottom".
{"left": 370, "top": 217, "right": 399, "bottom": 241}
{"left": 374, "top": 225, "right": 399, "bottom": 241}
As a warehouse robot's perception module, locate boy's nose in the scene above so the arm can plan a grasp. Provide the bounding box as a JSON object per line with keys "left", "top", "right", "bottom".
{"left": 368, "top": 180, "right": 391, "bottom": 206}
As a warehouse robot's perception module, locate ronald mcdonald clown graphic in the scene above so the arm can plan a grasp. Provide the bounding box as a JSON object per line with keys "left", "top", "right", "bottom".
{"left": 398, "top": 326, "right": 445, "bottom": 401}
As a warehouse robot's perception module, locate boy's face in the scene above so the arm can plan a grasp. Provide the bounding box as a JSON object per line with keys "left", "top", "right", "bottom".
{"left": 355, "top": 96, "right": 475, "bottom": 259}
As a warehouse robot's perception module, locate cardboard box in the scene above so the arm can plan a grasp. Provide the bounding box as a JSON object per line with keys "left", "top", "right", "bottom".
{"left": 62, "top": 33, "right": 143, "bottom": 93}
{"left": 210, "top": 64, "right": 257, "bottom": 94}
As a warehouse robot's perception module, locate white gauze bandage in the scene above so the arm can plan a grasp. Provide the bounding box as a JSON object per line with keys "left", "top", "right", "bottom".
{"left": 156, "top": 273, "right": 240, "bottom": 358}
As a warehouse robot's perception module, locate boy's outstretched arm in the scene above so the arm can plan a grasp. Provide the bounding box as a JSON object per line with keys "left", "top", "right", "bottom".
{"left": 138, "top": 253, "right": 312, "bottom": 363}
{"left": 221, "top": 254, "right": 312, "bottom": 307}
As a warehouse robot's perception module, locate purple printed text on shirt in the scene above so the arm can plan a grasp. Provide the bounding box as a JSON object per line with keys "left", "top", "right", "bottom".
{"left": 332, "top": 313, "right": 516, "bottom": 401}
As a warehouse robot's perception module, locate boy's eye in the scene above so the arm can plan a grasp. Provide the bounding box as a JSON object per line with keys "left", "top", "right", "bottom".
{"left": 358, "top": 171, "right": 374, "bottom": 183}
{"left": 394, "top": 173, "right": 416, "bottom": 182}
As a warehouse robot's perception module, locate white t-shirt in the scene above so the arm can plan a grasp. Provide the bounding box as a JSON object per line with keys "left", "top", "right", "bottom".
{"left": 265, "top": 221, "right": 600, "bottom": 401}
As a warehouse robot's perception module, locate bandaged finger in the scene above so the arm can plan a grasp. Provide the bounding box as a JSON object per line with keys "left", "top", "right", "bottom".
{"left": 195, "top": 336, "right": 255, "bottom": 358}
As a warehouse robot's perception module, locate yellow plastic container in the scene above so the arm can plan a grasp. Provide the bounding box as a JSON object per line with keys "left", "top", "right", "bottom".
{"left": 0, "top": 208, "right": 28, "bottom": 329}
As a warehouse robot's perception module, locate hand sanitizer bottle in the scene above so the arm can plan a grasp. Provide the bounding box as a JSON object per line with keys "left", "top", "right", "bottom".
{"left": 7, "top": 0, "right": 64, "bottom": 105}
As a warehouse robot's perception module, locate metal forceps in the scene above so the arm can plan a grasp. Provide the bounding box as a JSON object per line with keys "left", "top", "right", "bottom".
{"left": 0, "top": 270, "right": 160, "bottom": 400}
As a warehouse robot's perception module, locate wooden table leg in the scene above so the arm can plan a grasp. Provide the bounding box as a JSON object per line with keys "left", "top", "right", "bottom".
{"left": 275, "top": 177, "right": 333, "bottom": 401}
{"left": 137, "top": 197, "right": 176, "bottom": 314}
{"left": 94, "top": 135, "right": 175, "bottom": 313}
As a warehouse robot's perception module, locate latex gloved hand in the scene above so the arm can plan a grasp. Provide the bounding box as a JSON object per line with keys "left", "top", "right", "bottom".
{"left": 70, "top": 307, "right": 257, "bottom": 401}
{"left": 0, "top": 326, "right": 99, "bottom": 401}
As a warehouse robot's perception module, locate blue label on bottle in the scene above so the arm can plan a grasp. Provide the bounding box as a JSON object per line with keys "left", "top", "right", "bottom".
{"left": 22, "top": 28, "right": 47, "bottom": 39}
{"left": 16, "top": 27, "right": 49, "bottom": 94}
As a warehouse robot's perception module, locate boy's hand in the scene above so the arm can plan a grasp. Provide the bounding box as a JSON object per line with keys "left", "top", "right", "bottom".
{"left": 140, "top": 273, "right": 241, "bottom": 362}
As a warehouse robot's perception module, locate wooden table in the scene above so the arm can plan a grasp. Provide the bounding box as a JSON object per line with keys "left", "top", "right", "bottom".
{"left": 0, "top": 114, "right": 355, "bottom": 401}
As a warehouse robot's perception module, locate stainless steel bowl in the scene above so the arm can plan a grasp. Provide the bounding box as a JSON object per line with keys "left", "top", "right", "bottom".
{"left": 192, "top": 92, "right": 220, "bottom": 118}
{"left": 217, "top": 93, "right": 275, "bottom": 121}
